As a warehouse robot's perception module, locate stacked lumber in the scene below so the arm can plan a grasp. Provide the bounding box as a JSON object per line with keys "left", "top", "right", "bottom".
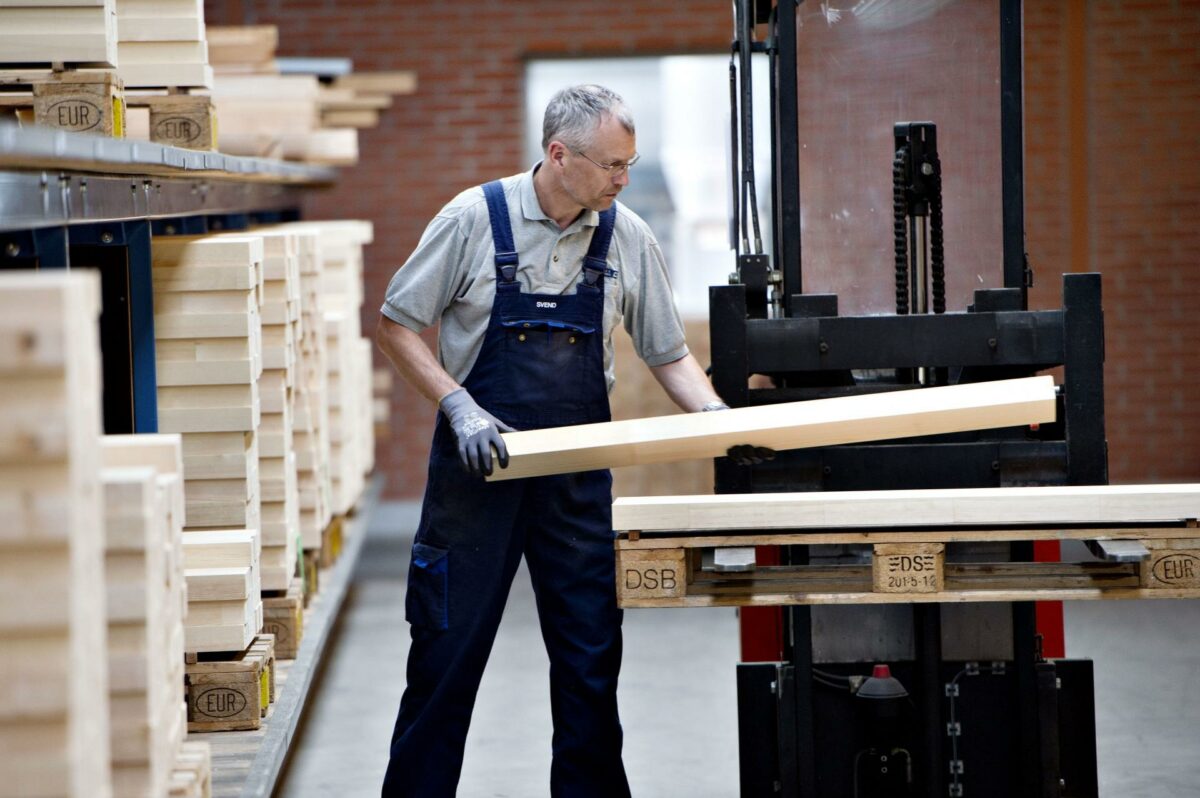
{"left": 287, "top": 228, "right": 334, "bottom": 549}
{"left": 357, "top": 338, "right": 377, "bottom": 475}
{"left": 323, "top": 71, "right": 416, "bottom": 129}
{"left": 204, "top": 25, "right": 413, "bottom": 163}
{"left": 303, "top": 220, "right": 374, "bottom": 514}
{"left": 0, "top": 1, "right": 118, "bottom": 67}
{"left": 254, "top": 228, "right": 303, "bottom": 591}
{"left": 180, "top": 530, "right": 262, "bottom": 653}
{"left": 207, "top": 71, "right": 359, "bottom": 164}
{"left": 152, "top": 234, "right": 267, "bottom": 653}
{"left": 0, "top": 271, "right": 112, "bottom": 797}
{"left": 99, "top": 434, "right": 189, "bottom": 798}
{"left": 207, "top": 24, "right": 277, "bottom": 76}
{"left": 114, "top": 0, "right": 212, "bottom": 88}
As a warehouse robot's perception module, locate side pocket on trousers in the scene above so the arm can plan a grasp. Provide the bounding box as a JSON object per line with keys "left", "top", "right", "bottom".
{"left": 406, "top": 542, "right": 450, "bottom": 630}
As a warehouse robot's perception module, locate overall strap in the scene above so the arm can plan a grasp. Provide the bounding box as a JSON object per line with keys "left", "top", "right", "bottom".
{"left": 581, "top": 206, "right": 617, "bottom": 287}
{"left": 482, "top": 181, "right": 519, "bottom": 283}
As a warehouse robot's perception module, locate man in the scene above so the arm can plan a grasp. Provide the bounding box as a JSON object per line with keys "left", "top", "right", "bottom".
{"left": 376, "top": 84, "right": 767, "bottom": 797}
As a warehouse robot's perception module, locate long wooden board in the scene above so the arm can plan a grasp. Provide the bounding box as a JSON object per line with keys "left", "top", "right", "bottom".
{"left": 613, "top": 484, "right": 1200, "bottom": 533}
{"left": 488, "top": 376, "right": 1057, "bottom": 482}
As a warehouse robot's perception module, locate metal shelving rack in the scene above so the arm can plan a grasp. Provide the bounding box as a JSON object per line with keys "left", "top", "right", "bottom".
{"left": 0, "top": 123, "right": 334, "bottom": 435}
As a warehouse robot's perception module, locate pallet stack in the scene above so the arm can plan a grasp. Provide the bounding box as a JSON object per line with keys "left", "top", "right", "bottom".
{"left": 255, "top": 228, "right": 303, "bottom": 592}
{"left": 99, "top": 434, "right": 191, "bottom": 798}
{"left": 151, "top": 234, "right": 266, "bottom": 653}
{"left": 0, "top": 271, "right": 112, "bottom": 797}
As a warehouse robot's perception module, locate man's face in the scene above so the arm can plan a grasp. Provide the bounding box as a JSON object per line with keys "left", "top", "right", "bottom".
{"left": 559, "top": 115, "right": 635, "bottom": 213}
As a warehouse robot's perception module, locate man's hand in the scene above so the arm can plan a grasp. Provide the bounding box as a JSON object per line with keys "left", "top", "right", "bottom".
{"left": 702, "top": 401, "right": 776, "bottom": 466}
{"left": 439, "top": 388, "right": 515, "bottom": 477}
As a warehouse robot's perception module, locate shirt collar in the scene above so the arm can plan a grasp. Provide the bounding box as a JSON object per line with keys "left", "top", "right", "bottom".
{"left": 521, "top": 162, "right": 599, "bottom": 229}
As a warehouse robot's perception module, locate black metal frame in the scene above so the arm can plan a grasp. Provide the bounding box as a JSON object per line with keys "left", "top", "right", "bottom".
{"left": 722, "top": 1, "right": 1103, "bottom": 795}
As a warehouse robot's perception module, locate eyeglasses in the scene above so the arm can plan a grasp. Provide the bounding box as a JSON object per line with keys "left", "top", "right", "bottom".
{"left": 571, "top": 148, "right": 640, "bottom": 176}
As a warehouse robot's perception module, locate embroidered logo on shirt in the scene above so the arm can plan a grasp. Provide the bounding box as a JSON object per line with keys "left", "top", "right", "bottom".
{"left": 604, "top": 267, "right": 619, "bottom": 279}
{"left": 536, "top": 301, "right": 557, "bottom": 309}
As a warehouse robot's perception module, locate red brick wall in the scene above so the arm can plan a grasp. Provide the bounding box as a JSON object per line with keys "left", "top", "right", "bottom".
{"left": 204, "top": 0, "right": 731, "bottom": 497}
{"left": 1025, "top": 0, "right": 1200, "bottom": 483}
{"left": 206, "top": 0, "right": 1199, "bottom": 495}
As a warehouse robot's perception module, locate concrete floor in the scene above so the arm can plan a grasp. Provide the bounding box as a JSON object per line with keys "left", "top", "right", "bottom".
{"left": 276, "top": 501, "right": 1200, "bottom": 797}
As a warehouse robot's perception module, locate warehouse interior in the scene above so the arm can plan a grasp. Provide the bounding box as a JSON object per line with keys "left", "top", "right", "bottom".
{"left": 1, "top": 0, "right": 1198, "bottom": 797}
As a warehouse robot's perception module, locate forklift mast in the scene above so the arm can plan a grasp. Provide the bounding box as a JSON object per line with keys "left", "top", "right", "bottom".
{"left": 716, "top": 1, "right": 1105, "bottom": 796}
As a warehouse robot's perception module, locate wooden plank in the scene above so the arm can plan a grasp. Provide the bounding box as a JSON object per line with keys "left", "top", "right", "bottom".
{"left": 332, "top": 70, "right": 417, "bottom": 95}
{"left": 206, "top": 24, "right": 277, "bottom": 66}
{"left": 490, "top": 376, "right": 1058, "bottom": 482}
{"left": 185, "top": 567, "right": 252, "bottom": 602}
{"left": 614, "top": 526, "right": 1200, "bottom": 550}
{"left": 613, "top": 484, "right": 1200, "bottom": 533}
{"left": 117, "top": 16, "right": 205, "bottom": 42}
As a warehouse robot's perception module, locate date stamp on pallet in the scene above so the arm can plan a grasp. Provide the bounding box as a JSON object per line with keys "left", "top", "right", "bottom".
{"left": 614, "top": 522, "right": 1200, "bottom": 608}
{"left": 185, "top": 633, "right": 276, "bottom": 732}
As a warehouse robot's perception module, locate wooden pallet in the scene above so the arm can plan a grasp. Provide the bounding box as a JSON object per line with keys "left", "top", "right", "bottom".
{"left": 615, "top": 522, "right": 1200, "bottom": 608}
{"left": 185, "top": 633, "right": 276, "bottom": 732}
{"left": 0, "top": 68, "right": 125, "bottom": 136}
{"left": 262, "top": 583, "right": 303, "bottom": 659}
{"left": 126, "top": 90, "right": 216, "bottom": 149}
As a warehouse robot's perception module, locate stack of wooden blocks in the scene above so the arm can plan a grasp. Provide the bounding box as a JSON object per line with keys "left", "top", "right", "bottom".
{"left": 289, "top": 228, "right": 334, "bottom": 555}
{"left": 99, "top": 434, "right": 191, "bottom": 797}
{"left": 152, "top": 234, "right": 266, "bottom": 654}
{"left": 203, "top": 24, "right": 414, "bottom": 164}
{"left": 0, "top": 271, "right": 112, "bottom": 796}
{"left": 180, "top": 529, "right": 261, "bottom": 654}
{"left": 0, "top": 1, "right": 118, "bottom": 66}
{"left": 115, "top": 0, "right": 212, "bottom": 89}
{"left": 255, "top": 228, "right": 303, "bottom": 593}
{"left": 302, "top": 219, "right": 375, "bottom": 517}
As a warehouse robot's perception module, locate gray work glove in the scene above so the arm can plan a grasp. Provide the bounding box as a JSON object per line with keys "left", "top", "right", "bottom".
{"left": 439, "top": 388, "right": 515, "bottom": 477}
{"left": 702, "top": 401, "right": 776, "bottom": 466}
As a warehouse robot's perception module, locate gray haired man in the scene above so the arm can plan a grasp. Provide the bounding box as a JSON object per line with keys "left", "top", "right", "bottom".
{"left": 376, "top": 84, "right": 756, "bottom": 797}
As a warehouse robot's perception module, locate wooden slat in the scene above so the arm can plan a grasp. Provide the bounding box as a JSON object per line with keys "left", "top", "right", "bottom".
{"left": 491, "top": 376, "right": 1057, "bottom": 482}
{"left": 613, "top": 484, "right": 1200, "bottom": 533}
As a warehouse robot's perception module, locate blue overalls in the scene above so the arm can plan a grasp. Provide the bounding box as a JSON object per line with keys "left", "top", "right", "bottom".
{"left": 382, "top": 181, "right": 632, "bottom": 798}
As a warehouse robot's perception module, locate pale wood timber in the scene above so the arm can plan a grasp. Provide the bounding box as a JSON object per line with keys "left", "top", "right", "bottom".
{"left": 0, "top": 3, "right": 118, "bottom": 67}
{"left": 332, "top": 70, "right": 417, "bottom": 95}
{"left": 491, "top": 375, "right": 1058, "bottom": 482}
{"left": 206, "top": 25, "right": 277, "bottom": 68}
{"left": 613, "top": 484, "right": 1200, "bottom": 533}
{"left": 0, "top": 271, "right": 110, "bottom": 798}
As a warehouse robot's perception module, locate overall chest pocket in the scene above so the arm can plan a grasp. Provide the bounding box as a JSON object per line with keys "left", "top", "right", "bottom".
{"left": 501, "top": 317, "right": 596, "bottom": 397}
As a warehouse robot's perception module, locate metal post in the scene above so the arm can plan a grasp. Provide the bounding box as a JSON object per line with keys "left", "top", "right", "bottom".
{"left": 125, "top": 220, "right": 158, "bottom": 433}
{"left": 774, "top": 0, "right": 802, "bottom": 312}
{"left": 1000, "top": 0, "right": 1030, "bottom": 303}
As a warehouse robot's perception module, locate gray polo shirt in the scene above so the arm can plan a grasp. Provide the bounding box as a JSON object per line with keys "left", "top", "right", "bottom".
{"left": 380, "top": 166, "right": 689, "bottom": 392}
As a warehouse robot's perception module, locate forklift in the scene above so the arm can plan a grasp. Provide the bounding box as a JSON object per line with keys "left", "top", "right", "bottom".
{"left": 717, "top": 1, "right": 1103, "bottom": 795}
